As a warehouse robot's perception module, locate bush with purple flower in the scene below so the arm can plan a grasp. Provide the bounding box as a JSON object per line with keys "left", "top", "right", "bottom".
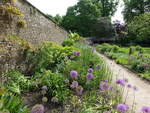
{"left": 116, "top": 79, "right": 126, "bottom": 86}
{"left": 88, "top": 68, "right": 94, "bottom": 73}
{"left": 70, "top": 70, "right": 78, "bottom": 79}
{"left": 117, "top": 104, "right": 129, "bottom": 113}
{"left": 86, "top": 73, "right": 94, "bottom": 80}
{"left": 70, "top": 81, "right": 79, "bottom": 88}
{"left": 96, "top": 65, "right": 101, "bottom": 70}
{"left": 31, "top": 104, "right": 44, "bottom": 113}
{"left": 100, "top": 81, "right": 111, "bottom": 91}
{"left": 141, "top": 106, "right": 150, "bottom": 113}
{"left": 73, "top": 51, "right": 81, "bottom": 56}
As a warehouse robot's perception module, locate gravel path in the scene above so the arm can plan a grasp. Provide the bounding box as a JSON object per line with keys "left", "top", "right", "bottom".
{"left": 97, "top": 53, "right": 150, "bottom": 113}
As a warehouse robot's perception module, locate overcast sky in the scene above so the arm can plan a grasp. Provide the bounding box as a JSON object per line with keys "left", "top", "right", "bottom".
{"left": 27, "top": 0, "right": 124, "bottom": 23}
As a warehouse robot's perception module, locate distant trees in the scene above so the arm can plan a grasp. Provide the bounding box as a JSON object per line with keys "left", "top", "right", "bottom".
{"left": 127, "top": 13, "right": 150, "bottom": 45}
{"left": 61, "top": 0, "right": 102, "bottom": 36}
{"left": 61, "top": 0, "right": 118, "bottom": 37}
{"left": 123, "top": 0, "right": 150, "bottom": 22}
{"left": 47, "top": 14, "right": 63, "bottom": 25}
{"left": 97, "top": 0, "right": 118, "bottom": 17}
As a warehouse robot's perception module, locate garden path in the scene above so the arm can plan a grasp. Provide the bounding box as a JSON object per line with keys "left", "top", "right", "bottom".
{"left": 97, "top": 53, "right": 150, "bottom": 113}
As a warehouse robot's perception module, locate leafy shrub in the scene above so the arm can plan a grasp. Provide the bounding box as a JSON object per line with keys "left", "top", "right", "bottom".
{"left": 0, "top": 89, "right": 29, "bottom": 113}
{"left": 62, "top": 33, "right": 84, "bottom": 46}
{"left": 27, "top": 42, "right": 78, "bottom": 73}
{"left": 32, "top": 70, "right": 70, "bottom": 103}
{"left": 62, "top": 43, "right": 111, "bottom": 90}
{"left": 3, "top": 70, "right": 31, "bottom": 94}
{"left": 62, "top": 39, "right": 74, "bottom": 46}
{"left": 127, "top": 13, "right": 150, "bottom": 44}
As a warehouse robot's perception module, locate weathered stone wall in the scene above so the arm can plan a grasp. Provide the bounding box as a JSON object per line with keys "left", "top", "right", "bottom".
{"left": 0, "top": 0, "right": 68, "bottom": 45}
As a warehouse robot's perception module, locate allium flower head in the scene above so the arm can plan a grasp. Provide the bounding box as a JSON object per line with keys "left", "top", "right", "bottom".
{"left": 42, "top": 97, "right": 48, "bottom": 102}
{"left": 100, "top": 81, "right": 111, "bottom": 91}
{"left": 73, "top": 51, "right": 80, "bottom": 56}
{"left": 42, "top": 86, "right": 48, "bottom": 91}
{"left": 31, "top": 104, "right": 44, "bottom": 113}
{"left": 127, "top": 84, "right": 132, "bottom": 88}
{"left": 117, "top": 104, "right": 129, "bottom": 113}
{"left": 71, "top": 81, "right": 79, "bottom": 88}
{"left": 88, "top": 68, "right": 94, "bottom": 73}
{"left": 116, "top": 79, "right": 126, "bottom": 86}
{"left": 70, "top": 70, "right": 78, "bottom": 78}
{"left": 51, "top": 97, "right": 59, "bottom": 103}
{"left": 141, "top": 106, "right": 150, "bottom": 113}
{"left": 76, "top": 86, "right": 83, "bottom": 96}
{"left": 96, "top": 65, "right": 101, "bottom": 70}
{"left": 86, "top": 73, "right": 94, "bottom": 80}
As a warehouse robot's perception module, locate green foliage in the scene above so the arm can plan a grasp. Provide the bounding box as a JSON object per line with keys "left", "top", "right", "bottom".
{"left": 0, "top": 89, "right": 29, "bottom": 113}
{"left": 123, "top": 0, "right": 149, "bottom": 22}
{"left": 61, "top": 0, "right": 102, "bottom": 36}
{"left": 27, "top": 42, "right": 78, "bottom": 73}
{"left": 127, "top": 13, "right": 150, "bottom": 44}
{"left": 98, "top": 0, "right": 118, "bottom": 17}
{"left": 32, "top": 70, "right": 70, "bottom": 103}
{"left": 96, "top": 43, "right": 150, "bottom": 80}
{"left": 62, "top": 33, "right": 84, "bottom": 46}
{"left": 63, "top": 43, "right": 111, "bottom": 90}
{"left": 3, "top": 70, "right": 31, "bottom": 94}
{"left": 47, "top": 14, "right": 63, "bottom": 25}
{"left": 92, "top": 17, "right": 115, "bottom": 38}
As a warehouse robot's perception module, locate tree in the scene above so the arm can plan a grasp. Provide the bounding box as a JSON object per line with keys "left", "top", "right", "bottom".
{"left": 127, "top": 13, "right": 150, "bottom": 44}
{"left": 47, "top": 14, "right": 63, "bottom": 25}
{"left": 92, "top": 17, "right": 115, "bottom": 37}
{"left": 123, "top": 0, "right": 150, "bottom": 22}
{"left": 98, "top": 0, "right": 119, "bottom": 17}
{"left": 61, "top": 0, "right": 102, "bottom": 36}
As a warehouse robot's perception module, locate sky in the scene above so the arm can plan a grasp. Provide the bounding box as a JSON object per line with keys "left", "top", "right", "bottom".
{"left": 27, "top": 0, "right": 78, "bottom": 16}
{"left": 27, "top": 0, "right": 124, "bottom": 23}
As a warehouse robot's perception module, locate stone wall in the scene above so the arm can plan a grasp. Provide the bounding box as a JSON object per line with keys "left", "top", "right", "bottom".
{"left": 0, "top": 0, "right": 68, "bottom": 45}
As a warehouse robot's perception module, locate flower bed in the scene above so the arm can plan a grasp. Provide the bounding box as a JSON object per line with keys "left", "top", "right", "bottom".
{"left": 96, "top": 43, "right": 150, "bottom": 81}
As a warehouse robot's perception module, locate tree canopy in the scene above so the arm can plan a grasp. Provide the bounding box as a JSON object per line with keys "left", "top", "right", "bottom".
{"left": 123, "top": 0, "right": 150, "bottom": 22}
{"left": 61, "top": 0, "right": 102, "bottom": 36}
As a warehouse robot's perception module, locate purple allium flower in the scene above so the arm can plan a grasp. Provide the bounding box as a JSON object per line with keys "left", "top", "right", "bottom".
{"left": 100, "top": 82, "right": 111, "bottom": 91}
{"left": 31, "top": 104, "right": 44, "bottom": 113}
{"left": 70, "top": 70, "right": 78, "bottom": 79}
{"left": 70, "top": 81, "right": 79, "bottom": 88}
{"left": 117, "top": 104, "right": 129, "bottom": 113}
{"left": 103, "top": 80, "right": 108, "bottom": 83}
{"left": 86, "top": 73, "right": 94, "bottom": 80}
{"left": 88, "top": 68, "right": 94, "bottom": 73}
{"left": 76, "top": 86, "right": 83, "bottom": 96}
{"left": 141, "top": 106, "right": 150, "bottom": 113}
{"left": 42, "top": 86, "right": 48, "bottom": 91}
{"left": 73, "top": 51, "right": 80, "bottom": 56}
{"left": 96, "top": 65, "right": 101, "bottom": 70}
{"left": 127, "top": 84, "right": 132, "bottom": 88}
{"left": 116, "top": 79, "right": 126, "bottom": 86}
